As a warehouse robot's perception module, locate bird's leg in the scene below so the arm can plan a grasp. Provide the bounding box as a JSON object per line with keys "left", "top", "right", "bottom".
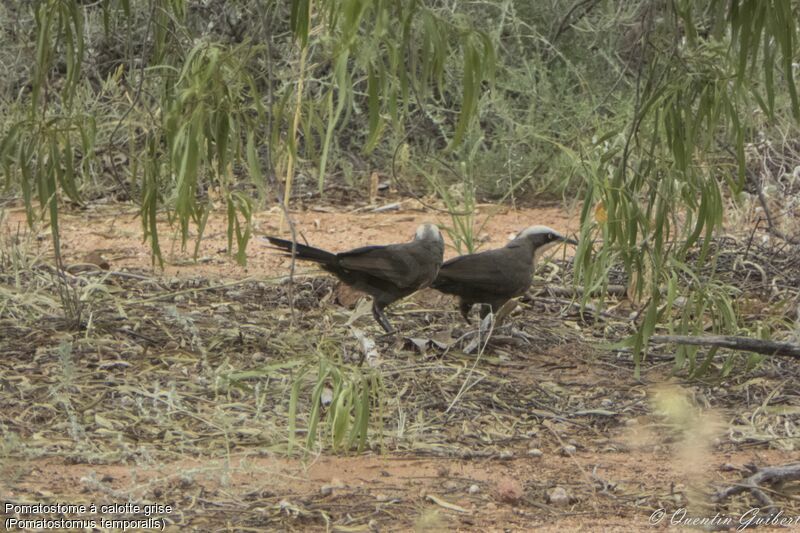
{"left": 459, "top": 300, "right": 473, "bottom": 324}
{"left": 371, "top": 302, "right": 395, "bottom": 334}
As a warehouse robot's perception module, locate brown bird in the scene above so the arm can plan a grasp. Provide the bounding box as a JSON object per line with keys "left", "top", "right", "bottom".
{"left": 432, "top": 226, "right": 578, "bottom": 322}
{"left": 265, "top": 224, "right": 445, "bottom": 333}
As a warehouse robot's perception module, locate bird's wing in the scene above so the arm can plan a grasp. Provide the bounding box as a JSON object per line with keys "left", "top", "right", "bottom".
{"left": 437, "top": 251, "right": 520, "bottom": 292}
{"left": 336, "top": 245, "right": 417, "bottom": 287}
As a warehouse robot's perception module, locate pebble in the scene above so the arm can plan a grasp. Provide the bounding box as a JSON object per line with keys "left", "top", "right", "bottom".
{"left": 548, "top": 486, "right": 570, "bottom": 507}
{"left": 527, "top": 448, "right": 543, "bottom": 458}
{"left": 495, "top": 478, "right": 524, "bottom": 504}
{"left": 442, "top": 480, "right": 459, "bottom": 491}
{"left": 321, "top": 477, "right": 345, "bottom": 495}
{"left": 561, "top": 445, "right": 577, "bottom": 456}
{"left": 320, "top": 387, "right": 334, "bottom": 406}
{"left": 468, "top": 484, "right": 480, "bottom": 495}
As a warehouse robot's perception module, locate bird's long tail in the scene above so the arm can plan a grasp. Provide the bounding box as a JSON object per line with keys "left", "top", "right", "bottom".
{"left": 264, "top": 236, "right": 336, "bottom": 264}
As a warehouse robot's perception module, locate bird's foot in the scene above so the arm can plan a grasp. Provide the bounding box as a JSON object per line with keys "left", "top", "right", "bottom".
{"left": 372, "top": 304, "right": 395, "bottom": 335}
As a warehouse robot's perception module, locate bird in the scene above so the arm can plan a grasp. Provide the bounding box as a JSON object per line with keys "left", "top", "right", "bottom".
{"left": 431, "top": 225, "right": 578, "bottom": 322}
{"left": 265, "top": 223, "right": 445, "bottom": 333}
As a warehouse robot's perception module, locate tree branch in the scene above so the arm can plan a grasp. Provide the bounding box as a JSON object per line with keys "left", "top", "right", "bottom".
{"left": 650, "top": 335, "right": 800, "bottom": 358}
{"left": 714, "top": 463, "right": 800, "bottom": 512}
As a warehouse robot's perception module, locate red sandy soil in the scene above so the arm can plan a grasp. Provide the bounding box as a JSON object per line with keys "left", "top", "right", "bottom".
{"left": 1, "top": 201, "right": 578, "bottom": 279}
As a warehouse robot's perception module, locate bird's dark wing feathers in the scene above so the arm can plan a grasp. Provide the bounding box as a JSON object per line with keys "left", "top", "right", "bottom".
{"left": 437, "top": 250, "right": 521, "bottom": 293}
{"left": 337, "top": 245, "right": 417, "bottom": 288}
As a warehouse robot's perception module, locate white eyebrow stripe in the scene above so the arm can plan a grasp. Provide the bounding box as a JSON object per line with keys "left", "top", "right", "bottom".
{"left": 517, "top": 225, "right": 562, "bottom": 239}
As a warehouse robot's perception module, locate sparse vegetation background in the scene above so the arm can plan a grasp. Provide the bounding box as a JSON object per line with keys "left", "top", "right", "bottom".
{"left": 2, "top": 1, "right": 800, "bottom": 530}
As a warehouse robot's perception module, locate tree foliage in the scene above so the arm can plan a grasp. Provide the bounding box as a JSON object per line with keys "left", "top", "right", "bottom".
{"left": 574, "top": 0, "right": 799, "bottom": 374}
{"left": 0, "top": 0, "right": 798, "bottom": 374}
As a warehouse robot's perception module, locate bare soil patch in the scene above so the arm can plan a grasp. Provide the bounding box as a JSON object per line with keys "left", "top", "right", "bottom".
{"left": 1, "top": 201, "right": 577, "bottom": 279}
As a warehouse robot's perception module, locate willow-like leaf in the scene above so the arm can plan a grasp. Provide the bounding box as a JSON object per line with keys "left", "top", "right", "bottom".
{"left": 291, "top": 0, "right": 310, "bottom": 46}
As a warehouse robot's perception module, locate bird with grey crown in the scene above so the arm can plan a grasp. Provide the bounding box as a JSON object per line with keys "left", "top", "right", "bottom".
{"left": 265, "top": 223, "right": 444, "bottom": 333}
{"left": 431, "top": 225, "right": 578, "bottom": 322}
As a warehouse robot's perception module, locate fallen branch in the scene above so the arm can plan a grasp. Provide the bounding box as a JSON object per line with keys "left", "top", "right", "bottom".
{"left": 713, "top": 463, "right": 800, "bottom": 511}
{"left": 650, "top": 334, "right": 800, "bottom": 358}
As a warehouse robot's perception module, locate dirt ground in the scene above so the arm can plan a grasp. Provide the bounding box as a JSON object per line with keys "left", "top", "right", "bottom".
{"left": 2, "top": 200, "right": 800, "bottom": 531}
{"left": 0, "top": 200, "right": 578, "bottom": 278}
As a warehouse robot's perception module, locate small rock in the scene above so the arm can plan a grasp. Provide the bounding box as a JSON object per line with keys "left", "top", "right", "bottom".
{"left": 468, "top": 484, "right": 480, "bottom": 495}
{"left": 486, "top": 502, "right": 497, "bottom": 511}
{"left": 548, "top": 486, "right": 570, "bottom": 507}
{"left": 499, "top": 450, "right": 514, "bottom": 460}
{"left": 527, "top": 448, "right": 543, "bottom": 458}
{"left": 624, "top": 417, "right": 639, "bottom": 426}
{"left": 84, "top": 250, "right": 110, "bottom": 270}
{"left": 561, "top": 445, "right": 577, "bottom": 456}
{"left": 375, "top": 493, "right": 390, "bottom": 502}
{"left": 495, "top": 478, "right": 524, "bottom": 504}
{"left": 442, "top": 480, "right": 459, "bottom": 491}
{"left": 368, "top": 519, "right": 380, "bottom": 532}
{"left": 321, "top": 477, "right": 345, "bottom": 495}
{"left": 320, "top": 387, "right": 334, "bottom": 407}
{"left": 335, "top": 282, "right": 366, "bottom": 308}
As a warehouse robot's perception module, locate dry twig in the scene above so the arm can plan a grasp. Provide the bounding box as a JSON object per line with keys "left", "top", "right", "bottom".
{"left": 713, "top": 462, "right": 800, "bottom": 511}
